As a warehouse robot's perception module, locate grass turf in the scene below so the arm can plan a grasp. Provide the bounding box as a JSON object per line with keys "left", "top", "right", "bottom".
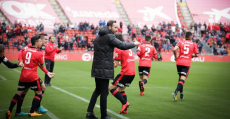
{"left": 0, "top": 61, "right": 230, "bottom": 119}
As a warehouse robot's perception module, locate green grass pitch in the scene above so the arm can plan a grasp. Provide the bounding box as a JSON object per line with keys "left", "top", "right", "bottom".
{"left": 0, "top": 61, "right": 230, "bottom": 119}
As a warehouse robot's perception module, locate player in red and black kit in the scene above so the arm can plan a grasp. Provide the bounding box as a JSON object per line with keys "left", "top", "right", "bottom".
{"left": 16, "top": 34, "right": 49, "bottom": 115}
{"left": 109, "top": 34, "right": 135, "bottom": 114}
{"left": 172, "top": 32, "right": 199, "bottom": 102}
{"left": 137, "top": 35, "right": 157, "bottom": 96}
{"left": 5, "top": 36, "right": 55, "bottom": 119}
{"left": 44, "top": 36, "right": 63, "bottom": 86}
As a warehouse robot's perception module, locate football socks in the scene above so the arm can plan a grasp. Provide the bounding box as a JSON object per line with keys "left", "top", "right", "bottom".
{"left": 16, "top": 94, "right": 26, "bottom": 113}
{"left": 9, "top": 94, "right": 20, "bottom": 112}
{"left": 30, "top": 94, "right": 42, "bottom": 113}
{"left": 110, "top": 89, "right": 126, "bottom": 104}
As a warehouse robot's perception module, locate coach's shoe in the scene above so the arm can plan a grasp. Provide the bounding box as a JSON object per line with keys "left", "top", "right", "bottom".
{"left": 29, "top": 112, "right": 42, "bottom": 117}
{"left": 101, "top": 115, "right": 113, "bottom": 119}
{"left": 86, "top": 112, "right": 98, "bottom": 119}
{"left": 5, "top": 110, "right": 11, "bottom": 119}
{"left": 48, "top": 84, "right": 53, "bottom": 86}
{"left": 15, "top": 112, "right": 29, "bottom": 116}
{"left": 45, "top": 83, "right": 49, "bottom": 86}
{"left": 140, "top": 91, "right": 144, "bottom": 96}
{"left": 140, "top": 82, "right": 145, "bottom": 91}
{"left": 180, "top": 93, "right": 184, "bottom": 100}
{"left": 119, "top": 102, "right": 130, "bottom": 114}
{"left": 172, "top": 92, "right": 177, "bottom": 102}
{"left": 38, "top": 106, "right": 48, "bottom": 113}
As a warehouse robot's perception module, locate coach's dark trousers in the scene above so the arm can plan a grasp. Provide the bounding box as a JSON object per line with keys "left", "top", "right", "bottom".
{"left": 44, "top": 59, "right": 54, "bottom": 84}
{"left": 87, "top": 78, "right": 109, "bottom": 118}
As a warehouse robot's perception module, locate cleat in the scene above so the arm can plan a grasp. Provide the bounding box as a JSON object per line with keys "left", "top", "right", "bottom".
{"left": 172, "top": 92, "right": 177, "bottom": 102}
{"left": 29, "top": 112, "right": 42, "bottom": 117}
{"left": 140, "top": 91, "right": 144, "bottom": 96}
{"left": 140, "top": 82, "right": 145, "bottom": 91}
{"left": 37, "top": 106, "right": 48, "bottom": 113}
{"left": 5, "top": 110, "right": 11, "bottom": 119}
{"left": 119, "top": 102, "right": 130, "bottom": 114}
{"left": 15, "top": 112, "right": 29, "bottom": 116}
{"left": 122, "top": 110, "right": 128, "bottom": 114}
{"left": 180, "top": 93, "right": 184, "bottom": 100}
{"left": 86, "top": 112, "right": 98, "bottom": 119}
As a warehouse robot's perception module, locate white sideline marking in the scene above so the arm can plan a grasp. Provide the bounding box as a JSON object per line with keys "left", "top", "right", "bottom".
{"left": 6, "top": 68, "right": 59, "bottom": 119}
{"left": 46, "top": 111, "right": 59, "bottom": 119}
{"left": 0, "top": 75, "right": 7, "bottom": 80}
{"left": 51, "top": 85, "right": 130, "bottom": 119}
{"left": 0, "top": 106, "right": 31, "bottom": 112}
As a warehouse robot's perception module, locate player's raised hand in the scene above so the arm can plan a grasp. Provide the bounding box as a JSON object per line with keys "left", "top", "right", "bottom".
{"left": 47, "top": 72, "right": 55, "bottom": 78}
{"left": 134, "top": 41, "right": 140, "bottom": 46}
{"left": 174, "top": 56, "right": 177, "bottom": 61}
{"left": 18, "top": 61, "right": 24, "bottom": 67}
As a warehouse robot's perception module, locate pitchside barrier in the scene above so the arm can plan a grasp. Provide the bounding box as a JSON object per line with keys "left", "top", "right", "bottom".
{"left": 5, "top": 52, "right": 230, "bottom": 62}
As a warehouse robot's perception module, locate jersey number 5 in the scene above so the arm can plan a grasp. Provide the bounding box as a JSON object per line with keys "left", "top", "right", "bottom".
{"left": 145, "top": 47, "right": 150, "bottom": 56}
{"left": 129, "top": 49, "right": 133, "bottom": 56}
{"left": 184, "top": 44, "right": 189, "bottom": 54}
{"left": 25, "top": 52, "right": 32, "bottom": 64}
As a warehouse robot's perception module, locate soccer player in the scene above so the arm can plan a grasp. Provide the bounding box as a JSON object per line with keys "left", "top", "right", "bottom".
{"left": 0, "top": 44, "right": 23, "bottom": 68}
{"left": 172, "top": 32, "right": 199, "bottom": 102}
{"left": 16, "top": 34, "right": 49, "bottom": 115}
{"left": 5, "top": 35, "right": 55, "bottom": 119}
{"left": 137, "top": 35, "right": 157, "bottom": 96}
{"left": 44, "top": 36, "right": 63, "bottom": 86}
{"left": 109, "top": 34, "right": 135, "bottom": 114}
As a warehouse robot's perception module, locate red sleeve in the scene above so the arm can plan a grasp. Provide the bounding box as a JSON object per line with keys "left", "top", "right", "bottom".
{"left": 194, "top": 44, "right": 199, "bottom": 54}
{"left": 56, "top": 48, "right": 61, "bottom": 53}
{"left": 177, "top": 41, "right": 181, "bottom": 48}
{"left": 137, "top": 46, "right": 141, "bottom": 57}
{"left": 114, "top": 49, "right": 121, "bottom": 60}
{"left": 38, "top": 52, "right": 44, "bottom": 65}
{"left": 152, "top": 47, "right": 157, "bottom": 59}
{"left": 18, "top": 50, "right": 23, "bottom": 61}
{"left": 45, "top": 44, "right": 54, "bottom": 53}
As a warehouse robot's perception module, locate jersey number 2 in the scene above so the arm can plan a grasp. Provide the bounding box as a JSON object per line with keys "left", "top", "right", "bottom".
{"left": 184, "top": 44, "right": 189, "bottom": 54}
{"left": 25, "top": 52, "right": 32, "bottom": 64}
{"left": 145, "top": 47, "right": 150, "bottom": 56}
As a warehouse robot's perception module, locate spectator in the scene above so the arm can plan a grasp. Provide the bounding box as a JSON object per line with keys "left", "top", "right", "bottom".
{"left": 69, "top": 37, "right": 74, "bottom": 52}
{"left": 151, "top": 25, "right": 156, "bottom": 33}
{"left": 40, "top": 22, "right": 44, "bottom": 31}
{"left": 59, "top": 25, "right": 65, "bottom": 34}
{"left": 79, "top": 22, "right": 84, "bottom": 31}
{"left": 2, "top": 20, "right": 6, "bottom": 26}
{"left": 7, "top": 31, "right": 12, "bottom": 41}
{"left": 81, "top": 37, "right": 86, "bottom": 50}
{"left": 211, "top": 40, "right": 216, "bottom": 48}
{"left": 74, "top": 23, "right": 78, "bottom": 30}
{"left": 198, "top": 40, "right": 203, "bottom": 54}
{"left": 1, "top": 24, "right": 6, "bottom": 33}
{"left": 22, "top": 27, "right": 28, "bottom": 35}
{"left": 75, "top": 33, "right": 80, "bottom": 49}
{"left": 227, "top": 48, "right": 230, "bottom": 55}
{"left": 15, "top": 26, "right": 21, "bottom": 36}
{"left": 200, "top": 24, "right": 205, "bottom": 36}
{"left": 3, "top": 38, "right": 9, "bottom": 50}
{"left": 54, "top": 23, "right": 59, "bottom": 35}
{"left": 24, "top": 34, "right": 29, "bottom": 45}
{"left": 99, "top": 20, "right": 103, "bottom": 27}
{"left": 57, "top": 33, "right": 63, "bottom": 48}
{"left": 65, "top": 22, "right": 71, "bottom": 30}
{"left": 217, "top": 38, "right": 222, "bottom": 47}
{"left": 205, "top": 32, "right": 209, "bottom": 41}
{"left": 154, "top": 40, "right": 159, "bottom": 51}
{"left": 194, "top": 22, "right": 198, "bottom": 35}
{"left": 63, "top": 37, "right": 68, "bottom": 51}
{"left": 0, "top": 36, "right": 3, "bottom": 44}
{"left": 84, "top": 21, "right": 88, "bottom": 31}
{"left": 13, "top": 37, "right": 19, "bottom": 51}
{"left": 127, "top": 24, "right": 131, "bottom": 34}
{"left": 120, "top": 21, "right": 123, "bottom": 29}
{"left": 213, "top": 45, "right": 218, "bottom": 55}
{"left": 102, "top": 20, "right": 106, "bottom": 26}
{"left": 91, "top": 24, "right": 95, "bottom": 30}
{"left": 35, "top": 25, "right": 40, "bottom": 31}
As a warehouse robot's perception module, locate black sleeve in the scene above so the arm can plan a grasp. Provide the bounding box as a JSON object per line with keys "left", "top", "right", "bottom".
{"left": 108, "top": 34, "right": 135, "bottom": 50}
{"left": 2, "top": 56, "right": 18, "bottom": 69}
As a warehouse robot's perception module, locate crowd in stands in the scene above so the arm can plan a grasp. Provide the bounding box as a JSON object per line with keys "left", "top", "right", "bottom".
{"left": 0, "top": 20, "right": 45, "bottom": 51}
{"left": 1, "top": 19, "right": 230, "bottom": 56}
{"left": 189, "top": 22, "right": 230, "bottom": 55}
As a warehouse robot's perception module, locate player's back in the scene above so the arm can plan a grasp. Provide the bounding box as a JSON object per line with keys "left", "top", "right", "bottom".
{"left": 176, "top": 40, "right": 198, "bottom": 66}
{"left": 138, "top": 43, "right": 157, "bottom": 67}
{"left": 20, "top": 47, "right": 43, "bottom": 82}
{"left": 115, "top": 49, "right": 135, "bottom": 75}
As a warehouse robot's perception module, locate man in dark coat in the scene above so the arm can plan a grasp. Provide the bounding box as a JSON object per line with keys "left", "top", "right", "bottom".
{"left": 86, "top": 20, "right": 140, "bottom": 119}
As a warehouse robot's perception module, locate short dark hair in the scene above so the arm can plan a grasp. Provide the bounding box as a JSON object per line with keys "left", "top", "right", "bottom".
{"left": 39, "top": 33, "right": 47, "bottom": 39}
{"left": 49, "top": 36, "right": 53, "bottom": 40}
{"left": 107, "top": 20, "right": 116, "bottom": 27}
{"left": 0, "top": 44, "right": 5, "bottom": 53}
{"left": 145, "top": 35, "right": 151, "bottom": 41}
{"left": 185, "top": 32, "right": 192, "bottom": 40}
{"left": 115, "top": 33, "right": 124, "bottom": 41}
{"left": 31, "top": 35, "right": 40, "bottom": 45}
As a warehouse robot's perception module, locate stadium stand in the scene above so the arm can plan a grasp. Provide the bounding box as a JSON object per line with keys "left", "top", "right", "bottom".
{"left": 120, "top": 0, "right": 180, "bottom": 27}
{"left": 186, "top": 0, "right": 230, "bottom": 23}
{"left": 0, "top": 0, "right": 61, "bottom": 32}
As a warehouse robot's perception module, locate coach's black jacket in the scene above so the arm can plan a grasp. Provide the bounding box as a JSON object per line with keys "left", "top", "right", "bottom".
{"left": 91, "top": 26, "right": 135, "bottom": 79}
{"left": 0, "top": 55, "right": 18, "bottom": 68}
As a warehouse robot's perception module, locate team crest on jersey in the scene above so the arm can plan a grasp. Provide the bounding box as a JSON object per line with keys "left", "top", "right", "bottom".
{"left": 3, "top": 57, "right": 8, "bottom": 62}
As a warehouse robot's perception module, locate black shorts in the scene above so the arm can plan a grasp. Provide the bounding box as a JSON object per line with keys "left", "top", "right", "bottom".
{"left": 111, "top": 74, "right": 135, "bottom": 88}
{"left": 177, "top": 65, "right": 190, "bottom": 77}
{"left": 18, "top": 78, "right": 43, "bottom": 91}
{"left": 138, "top": 66, "right": 151, "bottom": 77}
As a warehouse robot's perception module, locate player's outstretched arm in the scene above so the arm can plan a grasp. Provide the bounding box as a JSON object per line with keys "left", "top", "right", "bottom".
{"left": 39, "top": 64, "right": 55, "bottom": 78}
{"left": 3, "top": 59, "right": 19, "bottom": 68}
{"left": 173, "top": 46, "right": 179, "bottom": 61}
{"left": 114, "top": 60, "right": 120, "bottom": 68}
